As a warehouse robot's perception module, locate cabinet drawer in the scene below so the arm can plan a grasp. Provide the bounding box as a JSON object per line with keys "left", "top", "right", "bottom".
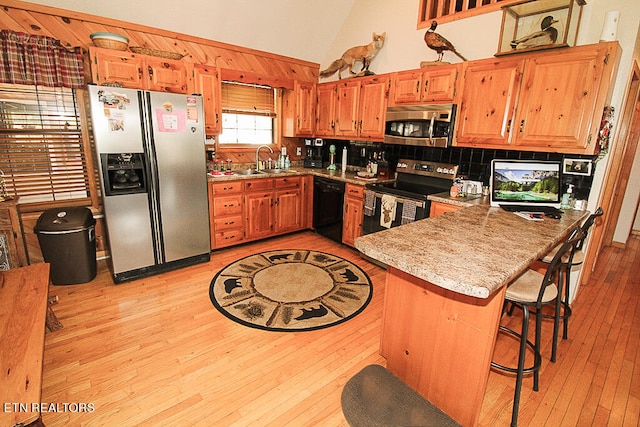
{"left": 245, "top": 178, "right": 274, "bottom": 192}
{"left": 214, "top": 229, "right": 244, "bottom": 247}
{"left": 213, "top": 195, "right": 243, "bottom": 216}
{"left": 345, "top": 183, "right": 364, "bottom": 200}
{"left": 275, "top": 176, "right": 301, "bottom": 189}
{"left": 214, "top": 215, "right": 243, "bottom": 231}
{"left": 212, "top": 181, "right": 244, "bottom": 195}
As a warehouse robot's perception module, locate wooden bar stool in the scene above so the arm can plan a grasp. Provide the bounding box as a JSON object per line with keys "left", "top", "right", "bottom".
{"left": 539, "top": 207, "right": 603, "bottom": 361}
{"left": 492, "top": 226, "right": 584, "bottom": 427}
{"left": 341, "top": 364, "right": 460, "bottom": 426}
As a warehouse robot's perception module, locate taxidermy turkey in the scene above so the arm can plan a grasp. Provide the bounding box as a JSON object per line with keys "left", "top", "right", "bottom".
{"left": 424, "top": 21, "right": 467, "bottom": 62}
{"left": 511, "top": 15, "right": 559, "bottom": 49}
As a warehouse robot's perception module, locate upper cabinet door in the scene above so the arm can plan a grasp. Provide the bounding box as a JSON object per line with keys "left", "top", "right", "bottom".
{"left": 421, "top": 65, "right": 459, "bottom": 103}
{"left": 513, "top": 46, "right": 607, "bottom": 152}
{"left": 294, "top": 81, "right": 316, "bottom": 137}
{"left": 90, "top": 47, "right": 144, "bottom": 89}
{"left": 391, "top": 70, "right": 423, "bottom": 104}
{"left": 316, "top": 82, "right": 337, "bottom": 137}
{"left": 456, "top": 58, "right": 524, "bottom": 146}
{"left": 334, "top": 80, "right": 360, "bottom": 138}
{"left": 358, "top": 75, "right": 389, "bottom": 140}
{"left": 146, "top": 57, "right": 190, "bottom": 93}
{"left": 193, "top": 64, "right": 222, "bottom": 136}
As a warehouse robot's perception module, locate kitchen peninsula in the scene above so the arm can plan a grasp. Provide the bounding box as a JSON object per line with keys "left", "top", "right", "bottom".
{"left": 355, "top": 206, "right": 589, "bottom": 426}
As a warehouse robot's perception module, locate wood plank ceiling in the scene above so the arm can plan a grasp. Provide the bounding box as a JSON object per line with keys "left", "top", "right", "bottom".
{"left": 0, "top": 0, "right": 319, "bottom": 83}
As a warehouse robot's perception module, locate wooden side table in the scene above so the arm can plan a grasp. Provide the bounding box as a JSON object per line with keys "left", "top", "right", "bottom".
{"left": 0, "top": 264, "right": 50, "bottom": 426}
{"left": 0, "top": 197, "right": 28, "bottom": 270}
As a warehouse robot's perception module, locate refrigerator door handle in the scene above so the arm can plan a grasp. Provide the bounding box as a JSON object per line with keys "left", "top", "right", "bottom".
{"left": 140, "top": 91, "right": 164, "bottom": 264}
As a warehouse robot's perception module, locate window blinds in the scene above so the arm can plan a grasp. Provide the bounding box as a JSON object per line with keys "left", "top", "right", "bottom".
{"left": 221, "top": 81, "right": 277, "bottom": 117}
{"left": 0, "top": 83, "right": 90, "bottom": 205}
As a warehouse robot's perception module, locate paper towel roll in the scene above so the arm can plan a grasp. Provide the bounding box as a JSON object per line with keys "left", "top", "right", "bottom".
{"left": 341, "top": 147, "right": 347, "bottom": 173}
{"left": 600, "top": 10, "right": 620, "bottom": 42}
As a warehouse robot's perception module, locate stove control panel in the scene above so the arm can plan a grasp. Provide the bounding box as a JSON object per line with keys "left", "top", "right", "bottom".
{"left": 396, "top": 159, "right": 458, "bottom": 180}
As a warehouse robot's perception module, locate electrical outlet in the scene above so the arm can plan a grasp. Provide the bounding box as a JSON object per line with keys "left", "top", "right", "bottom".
{"left": 296, "top": 147, "right": 302, "bottom": 156}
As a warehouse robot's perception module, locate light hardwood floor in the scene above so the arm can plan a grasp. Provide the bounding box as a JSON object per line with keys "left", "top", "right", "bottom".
{"left": 40, "top": 231, "right": 639, "bottom": 426}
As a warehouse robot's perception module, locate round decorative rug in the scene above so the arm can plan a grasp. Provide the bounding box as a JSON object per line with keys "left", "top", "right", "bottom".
{"left": 209, "top": 250, "right": 373, "bottom": 332}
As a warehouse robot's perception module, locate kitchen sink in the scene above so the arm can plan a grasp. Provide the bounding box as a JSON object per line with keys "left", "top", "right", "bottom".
{"left": 235, "top": 169, "right": 264, "bottom": 175}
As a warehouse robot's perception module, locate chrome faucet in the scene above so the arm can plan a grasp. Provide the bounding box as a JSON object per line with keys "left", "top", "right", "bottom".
{"left": 256, "top": 145, "right": 273, "bottom": 170}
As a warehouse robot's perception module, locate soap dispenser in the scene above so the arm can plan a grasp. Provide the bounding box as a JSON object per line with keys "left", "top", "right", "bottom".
{"left": 562, "top": 184, "right": 574, "bottom": 209}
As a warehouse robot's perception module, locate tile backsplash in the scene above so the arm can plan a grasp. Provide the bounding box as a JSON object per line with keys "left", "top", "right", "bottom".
{"left": 324, "top": 139, "right": 599, "bottom": 201}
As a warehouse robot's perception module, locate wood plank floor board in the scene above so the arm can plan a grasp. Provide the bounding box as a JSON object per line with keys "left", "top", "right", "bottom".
{"left": 38, "top": 231, "right": 640, "bottom": 426}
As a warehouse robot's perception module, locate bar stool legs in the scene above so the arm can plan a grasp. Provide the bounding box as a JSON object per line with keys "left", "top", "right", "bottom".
{"left": 492, "top": 226, "right": 584, "bottom": 426}
{"left": 494, "top": 303, "right": 543, "bottom": 426}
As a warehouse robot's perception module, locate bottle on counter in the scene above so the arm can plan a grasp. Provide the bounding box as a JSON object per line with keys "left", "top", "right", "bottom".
{"left": 284, "top": 155, "right": 290, "bottom": 169}
{"left": 450, "top": 183, "right": 459, "bottom": 198}
{"left": 561, "top": 184, "right": 575, "bottom": 209}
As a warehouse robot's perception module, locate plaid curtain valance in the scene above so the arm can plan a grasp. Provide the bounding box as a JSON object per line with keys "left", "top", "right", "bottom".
{"left": 0, "top": 30, "right": 84, "bottom": 89}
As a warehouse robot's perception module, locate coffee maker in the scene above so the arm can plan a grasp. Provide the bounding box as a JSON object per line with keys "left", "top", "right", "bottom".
{"left": 304, "top": 138, "right": 324, "bottom": 168}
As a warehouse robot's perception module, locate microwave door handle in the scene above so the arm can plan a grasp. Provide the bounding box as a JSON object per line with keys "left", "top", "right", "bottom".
{"left": 428, "top": 114, "right": 436, "bottom": 145}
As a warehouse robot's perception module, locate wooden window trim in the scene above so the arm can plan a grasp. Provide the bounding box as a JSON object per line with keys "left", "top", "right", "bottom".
{"left": 216, "top": 81, "right": 282, "bottom": 152}
{"left": 418, "top": 0, "right": 523, "bottom": 27}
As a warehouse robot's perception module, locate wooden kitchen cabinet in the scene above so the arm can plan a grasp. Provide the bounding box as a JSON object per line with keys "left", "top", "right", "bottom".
{"left": 192, "top": 64, "right": 222, "bottom": 136}
{"left": 89, "top": 47, "right": 145, "bottom": 89}
{"left": 456, "top": 42, "right": 621, "bottom": 154}
{"left": 333, "top": 74, "right": 389, "bottom": 141}
{"left": 456, "top": 57, "right": 524, "bottom": 147}
{"left": 0, "top": 198, "right": 28, "bottom": 270}
{"left": 89, "top": 47, "right": 190, "bottom": 93}
{"left": 390, "top": 64, "right": 459, "bottom": 105}
{"left": 335, "top": 79, "right": 361, "bottom": 138}
{"left": 274, "top": 177, "right": 303, "bottom": 234}
{"left": 513, "top": 44, "right": 617, "bottom": 152}
{"left": 210, "top": 176, "right": 306, "bottom": 249}
{"left": 315, "top": 82, "right": 337, "bottom": 137}
{"left": 209, "top": 180, "right": 245, "bottom": 250}
{"left": 244, "top": 179, "right": 276, "bottom": 241}
{"left": 429, "top": 201, "right": 461, "bottom": 217}
{"left": 244, "top": 176, "right": 304, "bottom": 241}
{"left": 358, "top": 75, "right": 390, "bottom": 140}
{"left": 283, "top": 81, "right": 315, "bottom": 137}
{"left": 342, "top": 184, "right": 365, "bottom": 247}
{"left": 145, "top": 56, "right": 190, "bottom": 93}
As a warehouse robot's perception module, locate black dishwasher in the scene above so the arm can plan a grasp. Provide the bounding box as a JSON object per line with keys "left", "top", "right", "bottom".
{"left": 313, "top": 177, "right": 345, "bottom": 243}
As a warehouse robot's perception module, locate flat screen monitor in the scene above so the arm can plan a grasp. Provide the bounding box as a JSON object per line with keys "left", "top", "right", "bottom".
{"left": 490, "top": 159, "right": 562, "bottom": 208}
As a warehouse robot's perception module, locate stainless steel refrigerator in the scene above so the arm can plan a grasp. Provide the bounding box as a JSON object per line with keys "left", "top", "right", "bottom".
{"left": 88, "top": 85, "right": 210, "bottom": 283}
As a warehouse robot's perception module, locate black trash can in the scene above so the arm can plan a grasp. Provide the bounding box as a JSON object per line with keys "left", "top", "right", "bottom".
{"left": 34, "top": 207, "right": 97, "bottom": 285}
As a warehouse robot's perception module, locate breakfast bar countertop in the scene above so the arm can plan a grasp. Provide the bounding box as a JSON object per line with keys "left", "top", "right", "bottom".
{"left": 355, "top": 205, "right": 589, "bottom": 299}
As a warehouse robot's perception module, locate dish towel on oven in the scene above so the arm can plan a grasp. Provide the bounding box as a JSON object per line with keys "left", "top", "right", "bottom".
{"left": 363, "top": 189, "right": 376, "bottom": 217}
{"left": 380, "top": 194, "right": 397, "bottom": 229}
{"left": 401, "top": 200, "right": 418, "bottom": 225}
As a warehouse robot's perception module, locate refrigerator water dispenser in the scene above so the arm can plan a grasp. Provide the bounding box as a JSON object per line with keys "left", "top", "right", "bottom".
{"left": 101, "top": 153, "right": 147, "bottom": 196}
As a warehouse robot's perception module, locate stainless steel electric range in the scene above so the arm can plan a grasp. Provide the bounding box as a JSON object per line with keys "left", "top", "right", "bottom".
{"left": 362, "top": 159, "right": 458, "bottom": 235}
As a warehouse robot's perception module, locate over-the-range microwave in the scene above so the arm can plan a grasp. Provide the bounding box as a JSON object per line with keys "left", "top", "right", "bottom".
{"left": 384, "top": 104, "right": 456, "bottom": 148}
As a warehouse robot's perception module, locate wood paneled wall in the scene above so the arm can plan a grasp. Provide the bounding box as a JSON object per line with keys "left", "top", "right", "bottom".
{"left": 0, "top": 0, "right": 319, "bottom": 83}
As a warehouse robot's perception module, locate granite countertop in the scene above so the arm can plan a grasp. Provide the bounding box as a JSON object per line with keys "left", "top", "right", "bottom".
{"left": 355, "top": 205, "right": 589, "bottom": 299}
{"left": 428, "top": 191, "right": 490, "bottom": 208}
{"left": 207, "top": 167, "right": 395, "bottom": 185}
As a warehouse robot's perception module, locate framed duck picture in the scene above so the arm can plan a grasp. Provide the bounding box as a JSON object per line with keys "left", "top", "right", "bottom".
{"left": 496, "top": 0, "right": 585, "bottom": 56}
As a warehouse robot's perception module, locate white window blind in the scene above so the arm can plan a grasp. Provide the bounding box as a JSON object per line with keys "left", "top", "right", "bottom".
{"left": 0, "top": 83, "right": 90, "bottom": 205}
